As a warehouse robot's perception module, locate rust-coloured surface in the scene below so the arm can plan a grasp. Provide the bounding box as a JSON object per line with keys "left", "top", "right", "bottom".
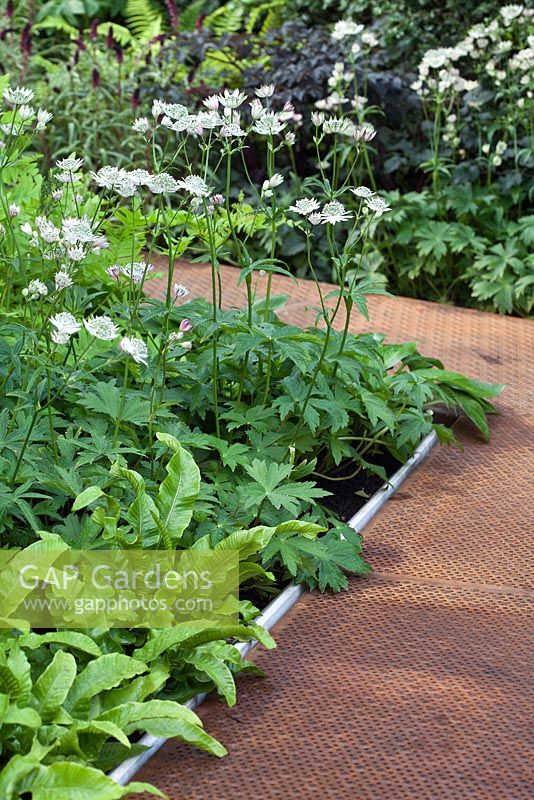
{"left": 137, "top": 266, "right": 534, "bottom": 800}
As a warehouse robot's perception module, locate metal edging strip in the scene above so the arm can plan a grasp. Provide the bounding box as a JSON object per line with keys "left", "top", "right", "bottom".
{"left": 110, "top": 430, "right": 438, "bottom": 785}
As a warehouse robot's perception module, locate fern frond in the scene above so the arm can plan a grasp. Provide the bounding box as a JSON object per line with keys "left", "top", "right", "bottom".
{"left": 124, "top": 0, "right": 163, "bottom": 40}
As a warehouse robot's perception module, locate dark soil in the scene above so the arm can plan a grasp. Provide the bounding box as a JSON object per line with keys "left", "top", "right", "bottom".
{"left": 316, "top": 448, "right": 402, "bottom": 523}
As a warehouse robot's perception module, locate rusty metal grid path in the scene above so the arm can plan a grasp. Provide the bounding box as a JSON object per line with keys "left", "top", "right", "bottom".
{"left": 138, "top": 265, "right": 534, "bottom": 800}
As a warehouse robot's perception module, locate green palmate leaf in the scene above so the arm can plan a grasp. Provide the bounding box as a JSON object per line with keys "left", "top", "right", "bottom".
{"left": 30, "top": 650, "right": 77, "bottom": 721}
{"left": 360, "top": 388, "right": 396, "bottom": 431}
{"left": 155, "top": 434, "right": 200, "bottom": 543}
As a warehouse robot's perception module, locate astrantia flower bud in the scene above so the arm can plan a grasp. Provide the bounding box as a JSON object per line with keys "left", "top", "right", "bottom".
{"left": 311, "top": 111, "right": 325, "bottom": 126}
{"left": 8, "top": 203, "right": 20, "bottom": 217}
{"left": 179, "top": 318, "right": 193, "bottom": 332}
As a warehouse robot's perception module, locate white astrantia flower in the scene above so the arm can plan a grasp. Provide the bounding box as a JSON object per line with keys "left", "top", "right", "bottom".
{"left": 500, "top": 5, "right": 524, "bottom": 23}
{"left": 119, "top": 336, "right": 149, "bottom": 365}
{"left": 84, "top": 315, "right": 119, "bottom": 340}
{"left": 62, "top": 216, "right": 95, "bottom": 244}
{"left": 91, "top": 234, "right": 109, "bottom": 252}
{"left": 362, "top": 31, "right": 379, "bottom": 48}
{"left": 203, "top": 94, "right": 220, "bottom": 111}
{"left": 35, "top": 216, "right": 60, "bottom": 243}
{"left": 3, "top": 86, "right": 34, "bottom": 105}
{"left": 22, "top": 279, "right": 48, "bottom": 299}
{"left": 50, "top": 312, "right": 81, "bottom": 336}
{"left": 196, "top": 111, "right": 223, "bottom": 129}
{"left": 51, "top": 329, "right": 71, "bottom": 345}
{"left": 17, "top": 105, "right": 34, "bottom": 121}
{"left": 255, "top": 84, "right": 275, "bottom": 98}
{"left": 36, "top": 109, "right": 53, "bottom": 131}
{"left": 132, "top": 117, "right": 150, "bottom": 134}
{"left": 54, "top": 270, "right": 73, "bottom": 291}
{"left": 219, "top": 122, "right": 246, "bottom": 138}
{"left": 90, "top": 166, "right": 143, "bottom": 197}
{"left": 351, "top": 186, "right": 374, "bottom": 198}
{"left": 56, "top": 157, "right": 84, "bottom": 172}
{"left": 323, "top": 118, "right": 352, "bottom": 135}
{"left": 173, "top": 283, "right": 189, "bottom": 298}
{"left": 288, "top": 198, "right": 321, "bottom": 216}
{"left": 129, "top": 169, "right": 151, "bottom": 186}
{"left": 147, "top": 173, "right": 179, "bottom": 194}
{"left": 177, "top": 174, "right": 210, "bottom": 197}
{"left": 262, "top": 173, "right": 284, "bottom": 197}
{"left": 217, "top": 89, "right": 247, "bottom": 109}
{"left": 365, "top": 196, "right": 391, "bottom": 216}
{"left": 67, "top": 245, "right": 86, "bottom": 262}
{"left": 308, "top": 213, "right": 323, "bottom": 225}
{"left": 250, "top": 98, "right": 264, "bottom": 120}
{"left": 120, "top": 262, "right": 154, "bottom": 284}
{"left": 159, "top": 102, "right": 189, "bottom": 120}
{"left": 320, "top": 201, "right": 352, "bottom": 224}
{"left": 354, "top": 122, "right": 377, "bottom": 142}
{"left": 56, "top": 172, "right": 78, "bottom": 184}
{"left": 253, "top": 112, "right": 286, "bottom": 135}
{"left": 161, "top": 114, "right": 198, "bottom": 133}
{"left": 331, "top": 20, "right": 364, "bottom": 40}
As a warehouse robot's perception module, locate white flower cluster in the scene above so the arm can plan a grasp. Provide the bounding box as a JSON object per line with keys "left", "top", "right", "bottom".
{"left": 330, "top": 19, "right": 380, "bottom": 50}
{"left": 49, "top": 311, "right": 132, "bottom": 357}
{"left": 288, "top": 188, "right": 391, "bottom": 225}
{"left": 145, "top": 86, "right": 301, "bottom": 144}
{"left": 90, "top": 166, "right": 180, "bottom": 197}
{"left": 21, "top": 214, "right": 108, "bottom": 264}
{"left": 412, "top": 5, "right": 534, "bottom": 98}
{"left": 411, "top": 47, "right": 479, "bottom": 97}
{"left": 1, "top": 86, "right": 52, "bottom": 142}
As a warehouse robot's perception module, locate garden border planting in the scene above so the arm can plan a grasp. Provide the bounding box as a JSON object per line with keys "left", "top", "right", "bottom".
{"left": 110, "top": 430, "right": 437, "bottom": 786}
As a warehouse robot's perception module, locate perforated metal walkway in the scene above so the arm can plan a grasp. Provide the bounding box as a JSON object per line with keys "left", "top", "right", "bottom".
{"left": 137, "top": 266, "right": 533, "bottom": 800}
